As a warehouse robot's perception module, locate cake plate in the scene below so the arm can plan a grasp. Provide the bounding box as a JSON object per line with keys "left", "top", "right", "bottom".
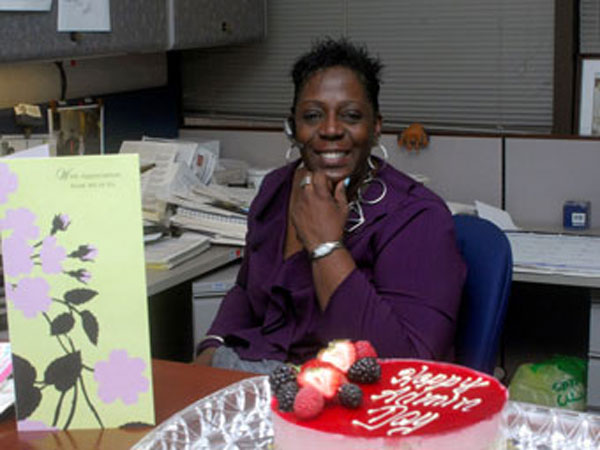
{"left": 132, "top": 375, "right": 600, "bottom": 449}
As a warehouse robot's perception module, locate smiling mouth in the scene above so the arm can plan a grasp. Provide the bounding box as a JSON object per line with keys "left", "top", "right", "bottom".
{"left": 320, "top": 151, "right": 347, "bottom": 160}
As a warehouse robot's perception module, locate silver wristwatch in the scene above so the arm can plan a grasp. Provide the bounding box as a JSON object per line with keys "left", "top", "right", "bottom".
{"left": 310, "top": 241, "right": 344, "bottom": 260}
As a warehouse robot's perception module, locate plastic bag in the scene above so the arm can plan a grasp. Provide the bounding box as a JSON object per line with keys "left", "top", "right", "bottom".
{"left": 508, "top": 355, "right": 587, "bottom": 411}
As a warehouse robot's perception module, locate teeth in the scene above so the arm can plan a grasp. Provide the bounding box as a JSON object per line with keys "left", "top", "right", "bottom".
{"left": 321, "top": 152, "right": 345, "bottom": 160}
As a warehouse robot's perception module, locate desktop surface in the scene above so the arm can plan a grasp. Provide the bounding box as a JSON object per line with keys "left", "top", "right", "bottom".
{"left": 0, "top": 360, "right": 254, "bottom": 449}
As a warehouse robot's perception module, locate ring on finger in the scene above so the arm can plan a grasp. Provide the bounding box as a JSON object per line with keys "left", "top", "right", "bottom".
{"left": 299, "top": 175, "right": 312, "bottom": 188}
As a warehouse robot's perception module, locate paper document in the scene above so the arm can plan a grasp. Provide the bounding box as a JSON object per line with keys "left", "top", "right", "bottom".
{"left": 1, "top": 134, "right": 57, "bottom": 157}
{"left": 145, "top": 233, "right": 211, "bottom": 270}
{"left": 446, "top": 201, "right": 476, "bottom": 216}
{"left": 0, "top": 0, "right": 50, "bottom": 11}
{"left": 142, "top": 137, "right": 217, "bottom": 184}
{"left": 476, "top": 200, "right": 520, "bottom": 231}
{"left": 120, "top": 141, "right": 207, "bottom": 221}
{"left": 58, "top": 0, "right": 110, "bottom": 32}
{"left": 507, "top": 232, "right": 600, "bottom": 276}
{"left": 2, "top": 143, "right": 49, "bottom": 159}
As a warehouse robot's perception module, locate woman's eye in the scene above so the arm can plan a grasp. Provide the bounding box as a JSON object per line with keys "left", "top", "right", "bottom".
{"left": 302, "top": 111, "right": 322, "bottom": 122}
{"left": 342, "top": 111, "right": 363, "bottom": 122}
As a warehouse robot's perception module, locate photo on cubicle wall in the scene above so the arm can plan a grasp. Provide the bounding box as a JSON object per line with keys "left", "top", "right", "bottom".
{"left": 578, "top": 58, "right": 600, "bottom": 135}
{"left": 47, "top": 102, "right": 105, "bottom": 156}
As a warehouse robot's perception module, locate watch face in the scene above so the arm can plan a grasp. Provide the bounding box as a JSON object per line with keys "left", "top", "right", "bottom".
{"left": 311, "top": 241, "right": 343, "bottom": 259}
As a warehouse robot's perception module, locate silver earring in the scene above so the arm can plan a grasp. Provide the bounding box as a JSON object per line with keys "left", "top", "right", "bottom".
{"left": 359, "top": 178, "right": 387, "bottom": 205}
{"left": 285, "top": 145, "right": 300, "bottom": 163}
{"left": 376, "top": 142, "right": 389, "bottom": 161}
{"left": 368, "top": 141, "right": 389, "bottom": 170}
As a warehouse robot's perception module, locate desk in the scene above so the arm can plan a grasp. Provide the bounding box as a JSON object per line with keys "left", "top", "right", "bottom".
{"left": 512, "top": 271, "right": 600, "bottom": 410}
{"left": 145, "top": 245, "right": 243, "bottom": 362}
{"left": 0, "top": 360, "right": 254, "bottom": 449}
{"left": 145, "top": 245, "right": 243, "bottom": 297}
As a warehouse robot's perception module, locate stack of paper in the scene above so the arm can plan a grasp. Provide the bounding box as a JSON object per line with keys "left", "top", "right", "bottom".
{"left": 145, "top": 233, "right": 212, "bottom": 270}
{"left": 507, "top": 231, "right": 600, "bottom": 277}
{"left": 168, "top": 184, "right": 255, "bottom": 246}
{"left": 170, "top": 208, "right": 247, "bottom": 246}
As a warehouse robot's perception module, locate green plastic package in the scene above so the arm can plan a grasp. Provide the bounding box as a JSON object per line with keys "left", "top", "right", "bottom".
{"left": 508, "top": 355, "right": 587, "bottom": 411}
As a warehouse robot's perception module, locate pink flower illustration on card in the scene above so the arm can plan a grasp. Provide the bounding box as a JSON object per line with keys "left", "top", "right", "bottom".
{"left": 7, "top": 277, "right": 51, "bottom": 319}
{"left": 0, "top": 208, "right": 39, "bottom": 240}
{"left": 39, "top": 236, "right": 67, "bottom": 274}
{"left": 94, "top": 350, "right": 149, "bottom": 405}
{"left": 17, "top": 419, "right": 57, "bottom": 432}
{"left": 0, "top": 163, "right": 18, "bottom": 204}
{"left": 2, "top": 235, "right": 34, "bottom": 277}
{"left": 0, "top": 163, "right": 150, "bottom": 430}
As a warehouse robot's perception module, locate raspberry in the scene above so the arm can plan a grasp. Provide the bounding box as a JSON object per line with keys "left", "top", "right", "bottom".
{"left": 293, "top": 386, "right": 325, "bottom": 420}
{"left": 276, "top": 381, "right": 299, "bottom": 412}
{"left": 354, "top": 340, "right": 378, "bottom": 359}
{"left": 338, "top": 383, "right": 363, "bottom": 409}
{"left": 347, "top": 357, "right": 381, "bottom": 384}
{"left": 269, "top": 364, "right": 297, "bottom": 394}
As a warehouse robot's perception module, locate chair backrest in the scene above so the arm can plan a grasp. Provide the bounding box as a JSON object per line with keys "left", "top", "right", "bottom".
{"left": 453, "top": 215, "right": 513, "bottom": 374}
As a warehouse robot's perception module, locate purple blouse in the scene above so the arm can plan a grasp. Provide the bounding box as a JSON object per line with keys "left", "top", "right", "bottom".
{"left": 200, "top": 161, "right": 466, "bottom": 364}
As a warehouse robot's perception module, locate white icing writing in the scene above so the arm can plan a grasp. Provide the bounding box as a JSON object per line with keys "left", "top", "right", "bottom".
{"left": 352, "top": 364, "right": 489, "bottom": 436}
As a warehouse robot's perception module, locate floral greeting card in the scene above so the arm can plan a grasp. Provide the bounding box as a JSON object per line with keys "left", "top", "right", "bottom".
{"left": 0, "top": 154, "right": 154, "bottom": 430}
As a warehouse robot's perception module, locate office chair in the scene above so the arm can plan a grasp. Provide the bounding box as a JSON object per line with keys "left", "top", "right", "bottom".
{"left": 453, "top": 214, "right": 513, "bottom": 375}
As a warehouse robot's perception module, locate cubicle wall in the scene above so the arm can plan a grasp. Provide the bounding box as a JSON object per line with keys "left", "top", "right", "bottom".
{"left": 381, "top": 135, "right": 502, "bottom": 207}
{"left": 180, "top": 129, "right": 504, "bottom": 207}
{"left": 505, "top": 137, "right": 600, "bottom": 228}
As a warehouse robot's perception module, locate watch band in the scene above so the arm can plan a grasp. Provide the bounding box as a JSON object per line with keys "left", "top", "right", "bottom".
{"left": 310, "top": 241, "right": 344, "bottom": 260}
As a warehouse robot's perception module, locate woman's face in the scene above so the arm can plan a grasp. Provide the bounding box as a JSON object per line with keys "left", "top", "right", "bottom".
{"left": 294, "top": 66, "right": 382, "bottom": 184}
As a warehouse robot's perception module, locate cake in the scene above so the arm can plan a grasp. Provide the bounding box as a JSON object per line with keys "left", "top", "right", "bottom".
{"left": 269, "top": 341, "right": 508, "bottom": 450}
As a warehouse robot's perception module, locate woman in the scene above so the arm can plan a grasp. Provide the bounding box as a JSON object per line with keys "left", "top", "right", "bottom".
{"left": 195, "top": 38, "right": 466, "bottom": 373}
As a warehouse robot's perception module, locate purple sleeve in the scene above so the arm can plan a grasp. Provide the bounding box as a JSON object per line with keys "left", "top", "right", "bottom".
{"left": 319, "top": 205, "right": 465, "bottom": 360}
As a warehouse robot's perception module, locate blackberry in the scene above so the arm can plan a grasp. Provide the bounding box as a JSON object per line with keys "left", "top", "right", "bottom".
{"left": 338, "top": 383, "right": 363, "bottom": 409}
{"left": 347, "top": 357, "right": 381, "bottom": 384}
{"left": 276, "top": 381, "right": 299, "bottom": 412}
{"left": 269, "top": 364, "right": 297, "bottom": 394}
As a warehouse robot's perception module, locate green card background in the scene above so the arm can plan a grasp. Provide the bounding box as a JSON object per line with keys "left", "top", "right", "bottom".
{"left": 0, "top": 154, "right": 154, "bottom": 430}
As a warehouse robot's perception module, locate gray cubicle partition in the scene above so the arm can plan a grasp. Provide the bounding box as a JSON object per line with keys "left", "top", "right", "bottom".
{"left": 382, "top": 135, "right": 503, "bottom": 207}
{"left": 505, "top": 137, "right": 600, "bottom": 229}
{"left": 181, "top": 129, "right": 503, "bottom": 207}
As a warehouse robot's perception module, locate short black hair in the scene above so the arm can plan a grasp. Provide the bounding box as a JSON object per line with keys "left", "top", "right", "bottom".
{"left": 290, "top": 37, "right": 383, "bottom": 114}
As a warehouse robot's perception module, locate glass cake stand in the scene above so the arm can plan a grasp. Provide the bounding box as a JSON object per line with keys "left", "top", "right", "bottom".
{"left": 131, "top": 376, "right": 600, "bottom": 450}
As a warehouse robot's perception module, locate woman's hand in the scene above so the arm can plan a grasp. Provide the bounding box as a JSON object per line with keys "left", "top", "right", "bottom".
{"left": 193, "top": 347, "right": 217, "bottom": 366}
{"left": 290, "top": 169, "right": 349, "bottom": 252}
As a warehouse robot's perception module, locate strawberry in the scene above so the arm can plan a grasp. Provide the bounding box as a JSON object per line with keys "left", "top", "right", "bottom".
{"left": 317, "top": 339, "right": 357, "bottom": 373}
{"left": 354, "top": 340, "right": 378, "bottom": 359}
{"left": 293, "top": 386, "right": 325, "bottom": 420}
{"left": 297, "top": 361, "right": 347, "bottom": 400}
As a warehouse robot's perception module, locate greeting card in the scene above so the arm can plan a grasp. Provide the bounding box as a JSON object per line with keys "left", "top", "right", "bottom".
{"left": 0, "top": 154, "right": 154, "bottom": 430}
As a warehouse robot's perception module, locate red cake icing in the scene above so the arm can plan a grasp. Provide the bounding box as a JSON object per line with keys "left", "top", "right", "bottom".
{"left": 271, "top": 359, "right": 508, "bottom": 440}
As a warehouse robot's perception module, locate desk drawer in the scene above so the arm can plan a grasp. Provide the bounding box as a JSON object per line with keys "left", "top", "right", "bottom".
{"left": 588, "top": 357, "right": 600, "bottom": 409}
{"left": 591, "top": 303, "right": 600, "bottom": 354}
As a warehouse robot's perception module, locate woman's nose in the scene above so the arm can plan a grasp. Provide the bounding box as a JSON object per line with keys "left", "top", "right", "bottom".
{"left": 319, "top": 114, "right": 344, "bottom": 139}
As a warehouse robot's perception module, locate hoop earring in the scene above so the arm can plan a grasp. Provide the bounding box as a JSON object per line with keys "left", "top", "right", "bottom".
{"left": 368, "top": 141, "right": 389, "bottom": 170}
{"left": 285, "top": 145, "right": 300, "bottom": 163}
{"left": 358, "top": 178, "right": 387, "bottom": 205}
{"left": 375, "top": 142, "right": 389, "bottom": 161}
